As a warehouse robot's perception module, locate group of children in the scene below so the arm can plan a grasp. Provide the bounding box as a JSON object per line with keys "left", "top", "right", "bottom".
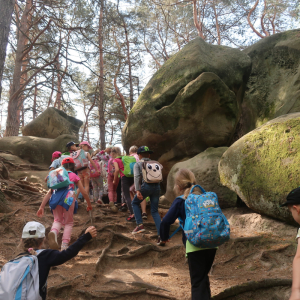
{"left": 2, "top": 138, "right": 300, "bottom": 300}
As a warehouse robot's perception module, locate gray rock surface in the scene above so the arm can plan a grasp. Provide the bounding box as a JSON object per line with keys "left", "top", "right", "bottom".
{"left": 160, "top": 147, "right": 237, "bottom": 208}
{"left": 22, "top": 107, "right": 83, "bottom": 139}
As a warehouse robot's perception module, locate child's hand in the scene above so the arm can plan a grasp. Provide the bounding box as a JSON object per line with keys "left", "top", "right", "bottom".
{"left": 37, "top": 207, "right": 44, "bottom": 217}
{"left": 137, "top": 191, "right": 143, "bottom": 200}
{"left": 87, "top": 205, "right": 93, "bottom": 212}
{"left": 85, "top": 226, "right": 97, "bottom": 238}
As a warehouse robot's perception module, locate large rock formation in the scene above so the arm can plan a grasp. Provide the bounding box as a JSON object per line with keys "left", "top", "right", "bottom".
{"left": 22, "top": 107, "right": 83, "bottom": 139}
{"left": 160, "top": 147, "right": 237, "bottom": 208}
{"left": 0, "top": 134, "right": 79, "bottom": 165}
{"left": 218, "top": 113, "right": 300, "bottom": 224}
{"left": 123, "top": 37, "right": 252, "bottom": 177}
{"left": 240, "top": 29, "right": 300, "bottom": 135}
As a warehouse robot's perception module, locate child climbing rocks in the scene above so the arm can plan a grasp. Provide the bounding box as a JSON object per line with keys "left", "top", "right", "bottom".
{"left": 160, "top": 169, "right": 216, "bottom": 300}
{"left": 131, "top": 146, "right": 162, "bottom": 236}
{"left": 107, "top": 146, "right": 120, "bottom": 205}
{"left": 37, "top": 157, "right": 93, "bottom": 251}
{"left": 0, "top": 221, "right": 97, "bottom": 300}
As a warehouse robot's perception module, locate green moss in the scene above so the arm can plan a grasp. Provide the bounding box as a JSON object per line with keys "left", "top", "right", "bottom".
{"left": 237, "top": 118, "right": 300, "bottom": 204}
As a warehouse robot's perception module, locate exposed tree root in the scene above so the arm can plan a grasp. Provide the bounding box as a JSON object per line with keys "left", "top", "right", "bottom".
{"left": 212, "top": 278, "right": 292, "bottom": 300}
{"left": 146, "top": 290, "right": 176, "bottom": 299}
{"left": 96, "top": 233, "right": 113, "bottom": 272}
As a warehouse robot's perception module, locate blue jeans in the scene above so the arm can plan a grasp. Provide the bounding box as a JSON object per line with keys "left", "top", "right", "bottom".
{"left": 132, "top": 182, "right": 161, "bottom": 235}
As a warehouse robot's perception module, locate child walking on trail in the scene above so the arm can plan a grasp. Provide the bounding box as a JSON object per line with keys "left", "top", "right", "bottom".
{"left": 124, "top": 145, "right": 147, "bottom": 219}
{"left": 113, "top": 147, "right": 136, "bottom": 222}
{"left": 76, "top": 141, "right": 97, "bottom": 197}
{"left": 37, "top": 157, "right": 93, "bottom": 251}
{"left": 160, "top": 169, "right": 217, "bottom": 300}
{"left": 0, "top": 221, "right": 97, "bottom": 300}
{"left": 281, "top": 187, "right": 300, "bottom": 300}
{"left": 107, "top": 146, "right": 120, "bottom": 205}
{"left": 131, "top": 146, "right": 162, "bottom": 240}
{"left": 91, "top": 156, "right": 104, "bottom": 203}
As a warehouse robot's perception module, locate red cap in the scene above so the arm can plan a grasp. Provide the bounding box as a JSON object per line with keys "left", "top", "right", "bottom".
{"left": 61, "top": 157, "right": 74, "bottom": 165}
{"left": 51, "top": 151, "right": 62, "bottom": 162}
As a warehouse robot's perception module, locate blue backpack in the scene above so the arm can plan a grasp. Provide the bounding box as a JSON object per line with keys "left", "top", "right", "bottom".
{"left": 170, "top": 185, "right": 230, "bottom": 248}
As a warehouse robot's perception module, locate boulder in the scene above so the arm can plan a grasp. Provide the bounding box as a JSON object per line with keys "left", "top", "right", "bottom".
{"left": 22, "top": 107, "right": 83, "bottom": 139}
{"left": 123, "top": 37, "right": 251, "bottom": 177}
{"left": 218, "top": 112, "right": 300, "bottom": 224}
{"left": 0, "top": 134, "right": 79, "bottom": 165}
{"left": 240, "top": 29, "right": 300, "bottom": 135}
{"left": 160, "top": 147, "right": 237, "bottom": 208}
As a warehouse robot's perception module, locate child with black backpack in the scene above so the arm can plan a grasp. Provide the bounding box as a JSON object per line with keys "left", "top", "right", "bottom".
{"left": 160, "top": 168, "right": 229, "bottom": 300}
{"left": 0, "top": 221, "right": 97, "bottom": 300}
{"left": 131, "top": 146, "right": 163, "bottom": 243}
{"left": 37, "top": 157, "right": 93, "bottom": 251}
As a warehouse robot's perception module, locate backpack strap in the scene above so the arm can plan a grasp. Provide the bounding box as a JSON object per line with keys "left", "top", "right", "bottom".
{"left": 190, "top": 184, "right": 206, "bottom": 194}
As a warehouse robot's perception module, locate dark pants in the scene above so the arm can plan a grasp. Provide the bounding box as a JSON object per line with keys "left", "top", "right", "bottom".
{"left": 187, "top": 249, "right": 217, "bottom": 300}
{"left": 117, "top": 179, "right": 122, "bottom": 204}
{"left": 121, "top": 176, "right": 134, "bottom": 214}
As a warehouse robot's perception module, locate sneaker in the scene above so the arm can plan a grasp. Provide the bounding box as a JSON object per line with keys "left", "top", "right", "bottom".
{"left": 142, "top": 213, "right": 147, "bottom": 219}
{"left": 119, "top": 203, "right": 128, "bottom": 212}
{"left": 97, "top": 199, "right": 104, "bottom": 204}
{"left": 126, "top": 214, "right": 136, "bottom": 222}
{"left": 157, "top": 236, "right": 165, "bottom": 246}
{"left": 132, "top": 224, "right": 145, "bottom": 234}
{"left": 48, "top": 231, "right": 59, "bottom": 250}
{"left": 61, "top": 242, "right": 69, "bottom": 251}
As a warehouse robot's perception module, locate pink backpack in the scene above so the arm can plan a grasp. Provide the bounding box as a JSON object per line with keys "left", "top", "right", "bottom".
{"left": 70, "top": 149, "right": 89, "bottom": 171}
{"left": 90, "top": 160, "right": 101, "bottom": 178}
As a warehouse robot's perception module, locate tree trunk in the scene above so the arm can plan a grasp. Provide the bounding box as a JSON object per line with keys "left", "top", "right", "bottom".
{"left": 33, "top": 75, "right": 37, "bottom": 119}
{"left": 5, "top": 0, "right": 33, "bottom": 136}
{"left": 0, "top": 0, "right": 14, "bottom": 102}
{"left": 98, "top": 0, "right": 106, "bottom": 149}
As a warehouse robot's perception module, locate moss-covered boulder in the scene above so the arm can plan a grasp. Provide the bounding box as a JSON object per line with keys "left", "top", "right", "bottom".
{"left": 241, "top": 29, "right": 300, "bottom": 135}
{"left": 123, "top": 37, "right": 251, "bottom": 177}
{"left": 160, "top": 147, "right": 237, "bottom": 208}
{"left": 218, "top": 113, "right": 300, "bottom": 224}
{"left": 0, "top": 134, "right": 79, "bottom": 165}
{"left": 22, "top": 107, "right": 83, "bottom": 139}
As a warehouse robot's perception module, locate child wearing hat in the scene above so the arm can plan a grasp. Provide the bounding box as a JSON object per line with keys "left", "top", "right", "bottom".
{"left": 37, "top": 157, "right": 93, "bottom": 251}
{"left": 0, "top": 221, "right": 97, "bottom": 300}
{"left": 281, "top": 187, "right": 300, "bottom": 300}
{"left": 131, "top": 146, "right": 162, "bottom": 239}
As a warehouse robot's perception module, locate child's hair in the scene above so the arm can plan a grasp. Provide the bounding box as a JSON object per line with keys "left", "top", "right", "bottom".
{"left": 111, "top": 146, "right": 121, "bottom": 156}
{"left": 23, "top": 238, "right": 44, "bottom": 253}
{"left": 62, "top": 162, "right": 75, "bottom": 172}
{"left": 129, "top": 145, "right": 138, "bottom": 154}
{"left": 174, "top": 168, "right": 201, "bottom": 199}
{"left": 139, "top": 152, "right": 150, "bottom": 158}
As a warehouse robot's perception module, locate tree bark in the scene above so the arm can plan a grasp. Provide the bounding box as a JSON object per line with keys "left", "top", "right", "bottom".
{"left": 0, "top": 0, "right": 14, "bottom": 102}
{"left": 192, "top": 0, "right": 205, "bottom": 39}
{"left": 98, "top": 0, "right": 106, "bottom": 149}
{"left": 5, "top": 0, "right": 33, "bottom": 136}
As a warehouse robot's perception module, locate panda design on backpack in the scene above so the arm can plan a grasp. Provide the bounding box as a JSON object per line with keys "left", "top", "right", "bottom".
{"left": 182, "top": 185, "right": 230, "bottom": 248}
{"left": 142, "top": 160, "right": 163, "bottom": 183}
{"left": 0, "top": 250, "right": 44, "bottom": 300}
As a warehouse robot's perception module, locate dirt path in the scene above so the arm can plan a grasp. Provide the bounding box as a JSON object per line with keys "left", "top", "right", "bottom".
{"left": 0, "top": 153, "right": 296, "bottom": 299}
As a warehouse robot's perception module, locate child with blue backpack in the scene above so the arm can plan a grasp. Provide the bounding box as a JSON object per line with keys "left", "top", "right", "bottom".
{"left": 0, "top": 221, "right": 97, "bottom": 300}
{"left": 160, "top": 168, "right": 223, "bottom": 300}
{"left": 37, "top": 157, "right": 92, "bottom": 251}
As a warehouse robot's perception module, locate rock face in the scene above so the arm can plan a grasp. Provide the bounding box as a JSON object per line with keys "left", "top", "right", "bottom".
{"left": 241, "top": 29, "right": 300, "bottom": 135}
{"left": 218, "top": 113, "right": 300, "bottom": 224}
{"left": 160, "top": 147, "right": 237, "bottom": 208}
{"left": 22, "top": 107, "right": 83, "bottom": 139}
{"left": 123, "top": 37, "right": 252, "bottom": 177}
{"left": 0, "top": 134, "right": 79, "bottom": 165}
